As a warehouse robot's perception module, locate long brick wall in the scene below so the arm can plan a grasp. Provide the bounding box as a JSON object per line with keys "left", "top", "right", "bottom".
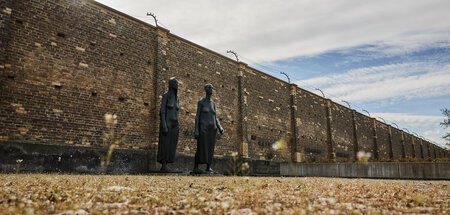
{"left": 1, "top": 0, "right": 447, "bottom": 163}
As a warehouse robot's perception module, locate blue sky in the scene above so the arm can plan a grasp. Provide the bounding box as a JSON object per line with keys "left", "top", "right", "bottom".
{"left": 96, "top": 0, "right": 449, "bottom": 147}
{"left": 258, "top": 43, "right": 449, "bottom": 147}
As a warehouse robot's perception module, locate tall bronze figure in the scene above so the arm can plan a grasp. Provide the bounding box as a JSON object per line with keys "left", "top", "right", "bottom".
{"left": 157, "top": 77, "right": 179, "bottom": 172}
{"left": 193, "top": 84, "right": 224, "bottom": 174}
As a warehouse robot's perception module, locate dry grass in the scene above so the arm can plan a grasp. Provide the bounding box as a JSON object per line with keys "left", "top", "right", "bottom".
{"left": 0, "top": 174, "right": 448, "bottom": 214}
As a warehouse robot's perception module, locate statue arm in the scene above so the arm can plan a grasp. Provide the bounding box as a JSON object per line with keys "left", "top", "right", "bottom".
{"left": 194, "top": 100, "right": 201, "bottom": 139}
{"left": 160, "top": 93, "right": 168, "bottom": 134}
{"left": 214, "top": 102, "right": 224, "bottom": 134}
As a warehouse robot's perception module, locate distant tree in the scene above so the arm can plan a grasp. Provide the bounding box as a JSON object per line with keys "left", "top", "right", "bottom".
{"left": 441, "top": 108, "right": 450, "bottom": 149}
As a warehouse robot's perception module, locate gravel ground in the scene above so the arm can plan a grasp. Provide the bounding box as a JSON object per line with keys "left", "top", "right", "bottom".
{"left": 0, "top": 174, "right": 448, "bottom": 214}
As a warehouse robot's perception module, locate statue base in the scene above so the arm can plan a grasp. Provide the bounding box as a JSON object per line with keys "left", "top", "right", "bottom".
{"left": 148, "top": 170, "right": 184, "bottom": 174}
{"left": 190, "top": 169, "right": 220, "bottom": 175}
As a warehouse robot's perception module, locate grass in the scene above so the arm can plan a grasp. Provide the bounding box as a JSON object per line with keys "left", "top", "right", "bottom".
{"left": 0, "top": 174, "right": 448, "bottom": 214}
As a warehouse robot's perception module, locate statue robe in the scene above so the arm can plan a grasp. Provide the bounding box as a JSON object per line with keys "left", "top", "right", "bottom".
{"left": 157, "top": 92, "right": 179, "bottom": 163}
{"left": 194, "top": 98, "right": 222, "bottom": 164}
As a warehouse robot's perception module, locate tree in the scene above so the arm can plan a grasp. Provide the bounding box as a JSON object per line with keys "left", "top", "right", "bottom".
{"left": 441, "top": 108, "right": 450, "bottom": 149}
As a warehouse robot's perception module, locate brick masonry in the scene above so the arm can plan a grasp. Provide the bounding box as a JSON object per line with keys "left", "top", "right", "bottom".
{"left": 354, "top": 113, "right": 376, "bottom": 159}
{"left": 390, "top": 127, "right": 404, "bottom": 160}
{"left": 295, "top": 89, "right": 329, "bottom": 162}
{"left": 330, "top": 103, "right": 355, "bottom": 161}
{"left": 375, "top": 121, "right": 390, "bottom": 160}
{"left": 0, "top": 0, "right": 447, "bottom": 168}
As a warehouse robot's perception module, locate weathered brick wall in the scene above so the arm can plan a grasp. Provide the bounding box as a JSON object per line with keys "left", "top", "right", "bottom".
{"left": 376, "top": 121, "right": 390, "bottom": 160}
{"left": 0, "top": 0, "right": 156, "bottom": 149}
{"left": 433, "top": 144, "right": 438, "bottom": 158}
{"left": 423, "top": 141, "right": 431, "bottom": 158}
{"left": 434, "top": 145, "right": 441, "bottom": 158}
{"left": 421, "top": 138, "right": 429, "bottom": 158}
{"left": 411, "top": 136, "right": 418, "bottom": 158}
{"left": 403, "top": 134, "right": 414, "bottom": 158}
{"left": 1, "top": 0, "right": 447, "bottom": 164}
{"left": 410, "top": 135, "right": 419, "bottom": 158}
{"left": 330, "top": 103, "right": 354, "bottom": 161}
{"left": 244, "top": 67, "right": 291, "bottom": 161}
{"left": 420, "top": 139, "right": 429, "bottom": 158}
{"left": 426, "top": 142, "right": 435, "bottom": 158}
{"left": 355, "top": 113, "right": 375, "bottom": 158}
{"left": 295, "top": 89, "right": 329, "bottom": 161}
{"left": 436, "top": 145, "right": 442, "bottom": 158}
{"left": 0, "top": 0, "right": 13, "bottom": 67}
{"left": 412, "top": 136, "right": 422, "bottom": 158}
{"left": 390, "top": 128, "right": 404, "bottom": 160}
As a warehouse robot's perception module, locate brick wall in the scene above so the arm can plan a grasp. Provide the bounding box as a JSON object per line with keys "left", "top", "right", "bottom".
{"left": 296, "top": 89, "right": 329, "bottom": 161}
{"left": 0, "top": 0, "right": 13, "bottom": 67}
{"left": 403, "top": 134, "right": 414, "bottom": 158}
{"left": 1, "top": 0, "right": 156, "bottom": 149}
{"left": 1, "top": 0, "right": 447, "bottom": 164}
{"left": 390, "top": 127, "right": 404, "bottom": 160}
{"left": 330, "top": 103, "right": 354, "bottom": 161}
{"left": 376, "top": 121, "right": 390, "bottom": 160}
{"left": 422, "top": 141, "right": 429, "bottom": 158}
{"left": 354, "top": 113, "right": 375, "bottom": 159}
{"left": 420, "top": 139, "right": 428, "bottom": 158}
{"left": 244, "top": 67, "right": 291, "bottom": 161}
{"left": 412, "top": 136, "right": 422, "bottom": 159}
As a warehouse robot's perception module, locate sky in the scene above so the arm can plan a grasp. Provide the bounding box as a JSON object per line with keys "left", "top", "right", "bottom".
{"left": 96, "top": 0, "right": 450, "bottom": 148}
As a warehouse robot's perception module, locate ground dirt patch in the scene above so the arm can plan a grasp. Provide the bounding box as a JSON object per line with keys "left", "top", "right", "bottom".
{"left": 0, "top": 174, "right": 448, "bottom": 214}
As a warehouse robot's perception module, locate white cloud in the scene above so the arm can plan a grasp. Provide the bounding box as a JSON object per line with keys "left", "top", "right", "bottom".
{"left": 297, "top": 62, "right": 450, "bottom": 102}
{"left": 95, "top": 0, "right": 450, "bottom": 63}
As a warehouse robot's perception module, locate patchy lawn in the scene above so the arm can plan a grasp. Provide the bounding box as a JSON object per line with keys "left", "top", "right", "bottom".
{"left": 0, "top": 174, "right": 448, "bottom": 214}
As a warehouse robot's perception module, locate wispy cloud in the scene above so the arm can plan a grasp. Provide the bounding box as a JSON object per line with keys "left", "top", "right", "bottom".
{"left": 298, "top": 61, "right": 450, "bottom": 103}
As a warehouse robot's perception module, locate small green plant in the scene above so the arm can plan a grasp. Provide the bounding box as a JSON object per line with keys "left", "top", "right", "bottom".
{"left": 294, "top": 184, "right": 307, "bottom": 192}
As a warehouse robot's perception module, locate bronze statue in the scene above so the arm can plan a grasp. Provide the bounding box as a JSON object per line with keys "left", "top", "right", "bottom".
{"left": 157, "top": 77, "right": 179, "bottom": 172}
{"left": 193, "top": 84, "right": 224, "bottom": 174}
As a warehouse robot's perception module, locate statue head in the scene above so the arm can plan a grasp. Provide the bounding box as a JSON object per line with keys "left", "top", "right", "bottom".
{"left": 204, "top": 83, "right": 213, "bottom": 96}
{"left": 169, "top": 77, "right": 178, "bottom": 91}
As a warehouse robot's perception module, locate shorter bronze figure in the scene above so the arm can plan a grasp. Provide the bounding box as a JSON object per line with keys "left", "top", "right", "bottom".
{"left": 157, "top": 77, "right": 179, "bottom": 172}
{"left": 193, "top": 84, "right": 224, "bottom": 174}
